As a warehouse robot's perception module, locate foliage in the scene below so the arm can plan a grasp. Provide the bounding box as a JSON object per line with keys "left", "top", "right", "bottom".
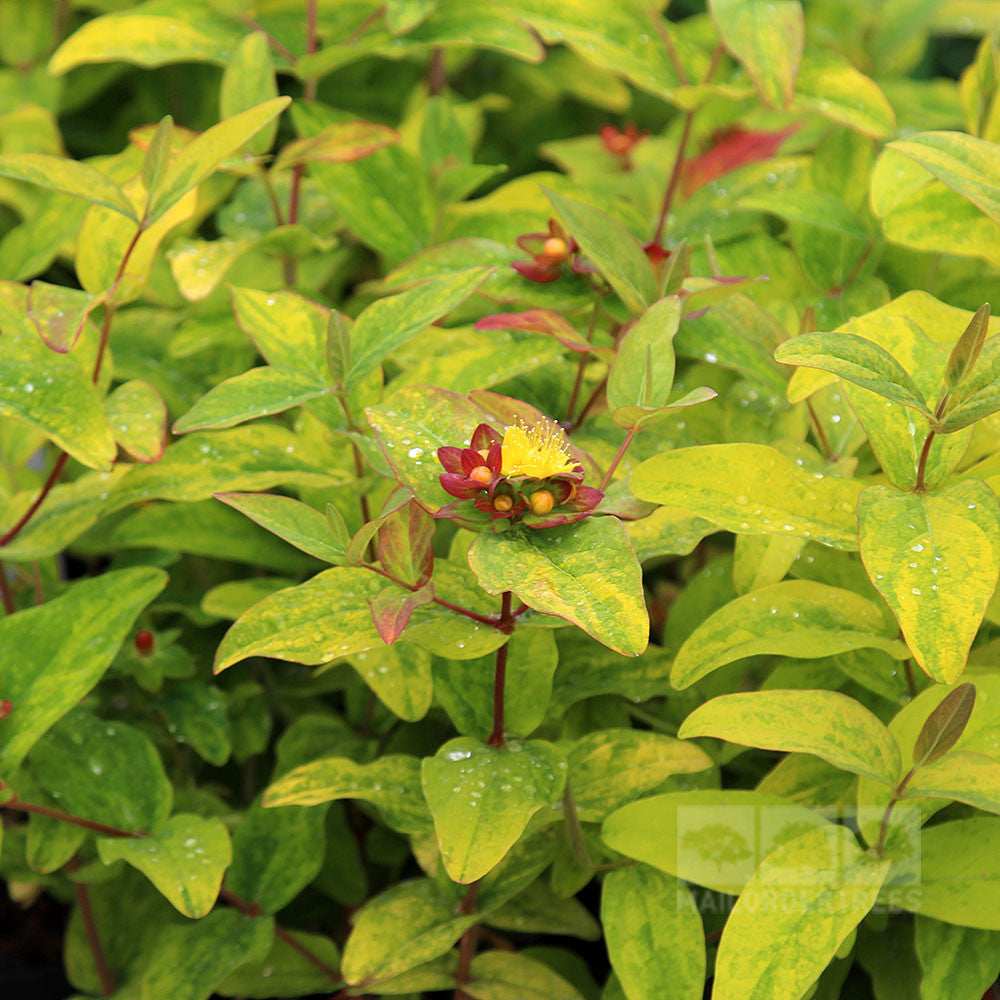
{"left": 3, "top": 2, "right": 1000, "bottom": 999}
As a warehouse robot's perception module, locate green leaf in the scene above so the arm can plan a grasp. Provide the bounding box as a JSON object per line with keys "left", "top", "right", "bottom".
{"left": 156, "top": 680, "right": 232, "bottom": 766}
{"left": 149, "top": 98, "right": 291, "bottom": 221}
{"left": 612, "top": 385, "right": 718, "bottom": 432}
{"left": 712, "top": 826, "right": 888, "bottom": 1000}
{"left": 467, "top": 951, "right": 588, "bottom": 1000}
{"left": 889, "top": 130, "right": 1000, "bottom": 226}
{"left": 346, "top": 267, "right": 491, "bottom": 389}
{"left": 912, "top": 681, "right": 976, "bottom": 768}
{"left": 602, "top": 789, "right": 831, "bottom": 895}
{"left": 326, "top": 310, "right": 352, "bottom": 386}
{"left": 545, "top": 189, "right": 657, "bottom": 314}
{"left": 225, "top": 798, "right": 327, "bottom": 914}
{"left": 944, "top": 303, "right": 991, "bottom": 391}
{"left": 775, "top": 332, "right": 931, "bottom": 414}
{"left": 350, "top": 643, "right": 434, "bottom": 721}
{"left": 172, "top": 367, "right": 330, "bottom": 433}
{"left": 601, "top": 864, "right": 705, "bottom": 1000}
{"left": 341, "top": 878, "right": 477, "bottom": 986}
{"left": 679, "top": 690, "right": 902, "bottom": 784}
{"left": 297, "top": 104, "right": 434, "bottom": 262}
{"left": 885, "top": 818, "right": 1000, "bottom": 928}
{"left": 631, "top": 444, "right": 863, "bottom": 549}
{"left": 421, "top": 737, "right": 567, "bottom": 883}
{"left": 142, "top": 115, "right": 174, "bottom": 210}
{"left": 607, "top": 297, "right": 681, "bottom": 411}
{"left": 97, "top": 814, "right": 232, "bottom": 918}
{"left": 220, "top": 33, "right": 279, "bottom": 158}
{"left": 105, "top": 379, "right": 167, "bottom": 463}
{"left": 216, "top": 929, "right": 340, "bottom": 999}
{"left": 468, "top": 519, "right": 649, "bottom": 657}
{"left": 0, "top": 568, "right": 166, "bottom": 774}
{"left": 27, "top": 708, "right": 172, "bottom": 834}
{"left": 709, "top": 0, "right": 804, "bottom": 108}
{"left": 49, "top": 0, "right": 246, "bottom": 74}
{"left": 568, "top": 729, "right": 713, "bottom": 821}
{"left": 914, "top": 916, "right": 1000, "bottom": 1000}
{"left": 139, "top": 908, "right": 274, "bottom": 1000}
{"left": 792, "top": 50, "right": 896, "bottom": 139}
{"left": 263, "top": 754, "right": 431, "bottom": 834}
{"left": 366, "top": 386, "right": 495, "bottom": 512}
{"left": 0, "top": 152, "right": 137, "bottom": 219}
{"left": 230, "top": 287, "right": 329, "bottom": 378}
{"left": 216, "top": 492, "right": 347, "bottom": 564}
{"left": 858, "top": 481, "right": 1000, "bottom": 683}
{"left": 740, "top": 190, "right": 870, "bottom": 239}
{"left": 670, "top": 580, "right": 902, "bottom": 689}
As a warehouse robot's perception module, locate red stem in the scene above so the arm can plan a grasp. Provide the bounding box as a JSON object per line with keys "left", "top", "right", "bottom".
{"left": 72, "top": 875, "right": 115, "bottom": 995}
{"left": 364, "top": 563, "right": 505, "bottom": 629}
{"left": 284, "top": 0, "right": 320, "bottom": 286}
{"left": 0, "top": 562, "right": 14, "bottom": 614}
{"left": 487, "top": 592, "right": 514, "bottom": 748}
{"left": 600, "top": 429, "right": 635, "bottom": 490}
{"left": 453, "top": 882, "right": 480, "bottom": 1000}
{"left": 1, "top": 796, "right": 139, "bottom": 838}
{"left": 653, "top": 111, "right": 694, "bottom": 246}
{"left": 0, "top": 453, "right": 69, "bottom": 549}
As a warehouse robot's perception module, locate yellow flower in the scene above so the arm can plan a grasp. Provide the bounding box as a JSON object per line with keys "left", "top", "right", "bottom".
{"left": 500, "top": 419, "right": 577, "bottom": 478}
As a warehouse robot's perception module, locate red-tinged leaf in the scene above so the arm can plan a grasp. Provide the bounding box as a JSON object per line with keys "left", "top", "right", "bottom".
{"left": 27, "top": 281, "right": 101, "bottom": 353}
{"left": 105, "top": 380, "right": 168, "bottom": 464}
{"left": 476, "top": 309, "right": 596, "bottom": 355}
{"left": 345, "top": 489, "right": 416, "bottom": 566}
{"left": 913, "top": 683, "right": 977, "bottom": 770}
{"left": 681, "top": 124, "right": 800, "bottom": 197}
{"left": 369, "top": 582, "right": 434, "bottom": 644}
{"left": 378, "top": 500, "right": 435, "bottom": 588}
{"left": 273, "top": 122, "right": 400, "bottom": 172}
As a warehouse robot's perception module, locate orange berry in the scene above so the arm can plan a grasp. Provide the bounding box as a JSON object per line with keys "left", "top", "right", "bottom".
{"left": 529, "top": 489, "right": 555, "bottom": 515}
{"left": 542, "top": 237, "right": 568, "bottom": 259}
{"left": 469, "top": 465, "right": 493, "bottom": 484}
{"left": 493, "top": 494, "right": 514, "bottom": 512}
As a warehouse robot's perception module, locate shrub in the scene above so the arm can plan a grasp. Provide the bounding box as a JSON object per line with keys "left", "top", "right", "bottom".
{"left": 2, "top": 2, "right": 1000, "bottom": 999}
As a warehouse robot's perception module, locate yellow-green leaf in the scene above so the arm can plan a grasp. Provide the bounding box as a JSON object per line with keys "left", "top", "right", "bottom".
{"left": 568, "top": 729, "right": 712, "bottom": 822}
{"left": 421, "top": 737, "right": 567, "bottom": 883}
{"left": 172, "top": 367, "right": 329, "bottom": 433}
{"left": 342, "top": 879, "right": 477, "bottom": 986}
{"left": 149, "top": 98, "right": 290, "bottom": 221}
{"left": 890, "top": 130, "right": 1000, "bottom": 225}
{"left": 858, "top": 481, "right": 1000, "bottom": 683}
{"left": 0, "top": 152, "right": 137, "bottom": 219}
{"left": 775, "top": 332, "right": 931, "bottom": 414}
{"left": 49, "top": 0, "right": 246, "bottom": 74}
{"left": 883, "top": 818, "right": 1000, "bottom": 929}
{"left": 601, "top": 864, "right": 704, "bottom": 1000}
{"left": 97, "top": 814, "right": 231, "bottom": 918}
{"left": 606, "top": 296, "right": 681, "bottom": 411}
{"left": 905, "top": 750, "right": 1000, "bottom": 814}
{"left": 273, "top": 121, "right": 400, "bottom": 172}
{"left": 0, "top": 568, "right": 167, "bottom": 773}
{"left": 671, "top": 580, "right": 902, "bottom": 689}
{"left": 263, "top": 754, "right": 430, "bottom": 834}
{"left": 220, "top": 32, "right": 280, "bottom": 158}
{"left": 631, "top": 444, "right": 863, "bottom": 550}
{"left": 468, "top": 518, "right": 649, "bottom": 657}
{"left": 602, "top": 789, "right": 831, "bottom": 895}
{"left": 347, "top": 267, "right": 492, "bottom": 389}
{"left": 713, "top": 826, "right": 889, "bottom": 1000}
{"left": 679, "top": 690, "right": 902, "bottom": 784}
{"left": 709, "top": 0, "right": 804, "bottom": 108}
{"left": 105, "top": 379, "right": 167, "bottom": 463}
{"left": 545, "top": 188, "right": 656, "bottom": 314}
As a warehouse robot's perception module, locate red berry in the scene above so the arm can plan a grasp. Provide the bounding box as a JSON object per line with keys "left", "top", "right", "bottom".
{"left": 135, "top": 629, "right": 155, "bottom": 655}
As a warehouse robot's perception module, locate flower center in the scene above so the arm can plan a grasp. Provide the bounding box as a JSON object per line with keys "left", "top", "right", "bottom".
{"left": 542, "top": 237, "right": 568, "bottom": 259}
{"left": 500, "top": 419, "right": 577, "bottom": 479}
